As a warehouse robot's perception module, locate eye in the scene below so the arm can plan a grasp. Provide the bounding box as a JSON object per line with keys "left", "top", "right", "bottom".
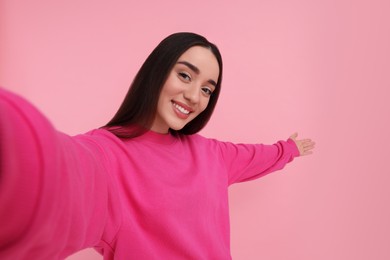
{"left": 201, "top": 87, "right": 213, "bottom": 96}
{"left": 178, "top": 72, "right": 191, "bottom": 82}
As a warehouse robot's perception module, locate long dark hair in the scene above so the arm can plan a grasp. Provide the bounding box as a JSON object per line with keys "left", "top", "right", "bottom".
{"left": 104, "top": 32, "right": 223, "bottom": 139}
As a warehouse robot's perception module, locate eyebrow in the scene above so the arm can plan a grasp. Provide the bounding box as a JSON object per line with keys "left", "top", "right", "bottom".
{"left": 177, "top": 61, "right": 217, "bottom": 87}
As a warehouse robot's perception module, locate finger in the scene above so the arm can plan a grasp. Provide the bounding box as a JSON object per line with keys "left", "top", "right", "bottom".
{"left": 304, "top": 145, "right": 315, "bottom": 154}
{"left": 302, "top": 142, "right": 315, "bottom": 148}
{"left": 301, "top": 151, "right": 313, "bottom": 156}
{"left": 304, "top": 147, "right": 315, "bottom": 153}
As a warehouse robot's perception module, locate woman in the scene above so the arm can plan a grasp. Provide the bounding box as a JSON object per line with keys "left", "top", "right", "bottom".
{"left": 0, "top": 32, "right": 315, "bottom": 259}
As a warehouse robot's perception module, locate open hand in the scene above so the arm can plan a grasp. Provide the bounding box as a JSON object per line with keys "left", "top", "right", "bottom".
{"left": 289, "top": 133, "right": 315, "bottom": 156}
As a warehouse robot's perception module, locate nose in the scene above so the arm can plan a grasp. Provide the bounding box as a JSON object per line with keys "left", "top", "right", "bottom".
{"left": 183, "top": 84, "right": 200, "bottom": 104}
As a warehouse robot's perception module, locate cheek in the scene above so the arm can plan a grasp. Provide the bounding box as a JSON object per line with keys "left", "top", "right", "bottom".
{"left": 199, "top": 98, "right": 211, "bottom": 113}
{"left": 164, "top": 73, "right": 181, "bottom": 92}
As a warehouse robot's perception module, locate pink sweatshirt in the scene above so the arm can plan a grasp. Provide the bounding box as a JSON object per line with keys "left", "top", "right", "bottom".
{"left": 0, "top": 88, "right": 300, "bottom": 259}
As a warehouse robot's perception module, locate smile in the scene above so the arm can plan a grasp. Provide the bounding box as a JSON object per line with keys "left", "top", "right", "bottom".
{"left": 171, "top": 101, "right": 193, "bottom": 118}
{"left": 173, "top": 103, "right": 190, "bottom": 115}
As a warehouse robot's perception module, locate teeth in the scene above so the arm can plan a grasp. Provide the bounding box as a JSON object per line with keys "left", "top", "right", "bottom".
{"left": 173, "top": 103, "right": 190, "bottom": 114}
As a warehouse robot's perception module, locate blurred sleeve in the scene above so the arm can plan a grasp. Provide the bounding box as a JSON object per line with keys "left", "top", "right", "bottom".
{"left": 217, "top": 138, "right": 300, "bottom": 185}
{"left": 0, "top": 88, "right": 109, "bottom": 259}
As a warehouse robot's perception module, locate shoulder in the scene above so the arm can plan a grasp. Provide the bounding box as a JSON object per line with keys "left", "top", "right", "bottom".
{"left": 73, "top": 128, "right": 126, "bottom": 151}
{"left": 177, "top": 134, "right": 228, "bottom": 156}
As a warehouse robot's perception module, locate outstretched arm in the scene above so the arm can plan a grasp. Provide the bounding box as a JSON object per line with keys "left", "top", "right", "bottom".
{"left": 289, "top": 132, "right": 316, "bottom": 156}
{"left": 0, "top": 88, "right": 109, "bottom": 259}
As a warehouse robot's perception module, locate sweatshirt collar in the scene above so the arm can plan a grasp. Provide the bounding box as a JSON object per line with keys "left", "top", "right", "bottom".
{"left": 135, "top": 130, "right": 177, "bottom": 145}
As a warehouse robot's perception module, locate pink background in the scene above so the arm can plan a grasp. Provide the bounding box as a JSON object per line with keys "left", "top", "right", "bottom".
{"left": 1, "top": 0, "right": 389, "bottom": 259}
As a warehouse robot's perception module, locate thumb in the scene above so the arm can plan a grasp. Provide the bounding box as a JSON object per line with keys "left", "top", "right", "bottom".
{"left": 289, "top": 132, "right": 298, "bottom": 140}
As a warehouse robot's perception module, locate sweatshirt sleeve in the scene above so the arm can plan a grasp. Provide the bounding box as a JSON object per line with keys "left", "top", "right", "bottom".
{"left": 0, "top": 88, "right": 109, "bottom": 259}
{"left": 217, "top": 138, "right": 300, "bottom": 185}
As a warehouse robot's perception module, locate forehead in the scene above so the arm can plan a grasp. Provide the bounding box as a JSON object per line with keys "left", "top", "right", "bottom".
{"left": 177, "top": 46, "right": 219, "bottom": 80}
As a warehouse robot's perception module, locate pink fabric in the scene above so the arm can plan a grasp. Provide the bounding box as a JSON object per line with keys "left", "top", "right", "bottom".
{"left": 0, "top": 88, "right": 299, "bottom": 259}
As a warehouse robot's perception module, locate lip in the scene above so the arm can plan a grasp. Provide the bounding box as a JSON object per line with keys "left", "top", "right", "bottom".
{"left": 172, "top": 100, "right": 194, "bottom": 112}
{"left": 171, "top": 100, "right": 194, "bottom": 119}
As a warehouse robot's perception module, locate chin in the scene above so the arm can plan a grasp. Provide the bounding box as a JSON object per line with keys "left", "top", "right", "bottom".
{"left": 169, "top": 126, "right": 185, "bottom": 131}
{"left": 168, "top": 117, "right": 194, "bottom": 132}
{"left": 168, "top": 122, "right": 188, "bottom": 131}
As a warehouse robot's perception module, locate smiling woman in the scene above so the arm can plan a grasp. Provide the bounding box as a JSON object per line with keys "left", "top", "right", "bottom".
{"left": 105, "top": 33, "right": 224, "bottom": 138}
{"left": 0, "top": 32, "right": 315, "bottom": 259}
{"left": 152, "top": 46, "right": 219, "bottom": 133}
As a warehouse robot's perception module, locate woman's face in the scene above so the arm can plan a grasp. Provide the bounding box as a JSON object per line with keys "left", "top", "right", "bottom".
{"left": 151, "top": 46, "right": 219, "bottom": 134}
